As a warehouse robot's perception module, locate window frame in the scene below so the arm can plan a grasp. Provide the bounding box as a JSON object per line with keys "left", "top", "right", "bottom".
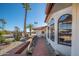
{"left": 47, "top": 26, "right": 50, "bottom": 39}
{"left": 50, "top": 19, "right": 55, "bottom": 41}
{"left": 58, "top": 14, "right": 72, "bottom": 46}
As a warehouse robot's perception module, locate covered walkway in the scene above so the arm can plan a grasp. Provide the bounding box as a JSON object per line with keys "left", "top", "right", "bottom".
{"left": 32, "top": 37, "right": 56, "bottom": 56}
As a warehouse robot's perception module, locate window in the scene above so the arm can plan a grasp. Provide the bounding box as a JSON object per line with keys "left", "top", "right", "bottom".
{"left": 50, "top": 18, "right": 55, "bottom": 41}
{"left": 47, "top": 26, "right": 50, "bottom": 39}
{"left": 58, "top": 14, "right": 72, "bottom": 46}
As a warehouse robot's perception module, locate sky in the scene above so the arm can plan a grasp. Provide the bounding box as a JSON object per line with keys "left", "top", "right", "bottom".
{"left": 0, "top": 3, "right": 46, "bottom": 32}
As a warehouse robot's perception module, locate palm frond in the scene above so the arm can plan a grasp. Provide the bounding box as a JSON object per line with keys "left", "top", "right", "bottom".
{"left": 27, "top": 24, "right": 33, "bottom": 28}
{"left": 22, "top": 3, "right": 31, "bottom": 11}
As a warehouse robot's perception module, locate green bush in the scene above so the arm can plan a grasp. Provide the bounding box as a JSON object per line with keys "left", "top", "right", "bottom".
{"left": 14, "top": 32, "right": 21, "bottom": 41}
{"left": 0, "top": 35, "right": 5, "bottom": 43}
{"left": 4, "top": 40, "right": 11, "bottom": 44}
{"left": 0, "top": 31, "right": 6, "bottom": 35}
{"left": 12, "top": 39, "right": 16, "bottom": 42}
{"left": 14, "top": 26, "right": 22, "bottom": 41}
{"left": 14, "top": 34, "right": 21, "bottom": 41}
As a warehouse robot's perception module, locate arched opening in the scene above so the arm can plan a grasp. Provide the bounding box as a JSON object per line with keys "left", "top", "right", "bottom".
{"left": 58, "top": 14, "right": 72, "bottom": 46}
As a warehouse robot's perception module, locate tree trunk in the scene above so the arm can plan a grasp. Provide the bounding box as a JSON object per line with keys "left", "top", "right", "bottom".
{"left": 24, "top": 10, "right": 27, "bottom": 37}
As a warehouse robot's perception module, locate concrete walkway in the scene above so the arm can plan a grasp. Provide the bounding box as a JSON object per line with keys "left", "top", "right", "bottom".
{"left": 32, "top": 37, "right": 56, "bottom": 56}
{"left": 0, "top": 41, "right": 23, "bottom": 55}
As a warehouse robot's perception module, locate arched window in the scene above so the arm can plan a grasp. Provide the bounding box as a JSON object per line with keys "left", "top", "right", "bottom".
{"left": 58, "top": 14, "right": 72, "bottom": 46}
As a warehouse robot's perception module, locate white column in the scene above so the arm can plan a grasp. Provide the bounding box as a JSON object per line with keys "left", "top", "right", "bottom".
{"left": 72, "top": 4, "right": 79, "bottom": 56}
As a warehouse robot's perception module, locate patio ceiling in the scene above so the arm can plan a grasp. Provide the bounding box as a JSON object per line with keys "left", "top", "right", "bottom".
{"left": 45, "top": 3, "right": 54, "bottom": 22}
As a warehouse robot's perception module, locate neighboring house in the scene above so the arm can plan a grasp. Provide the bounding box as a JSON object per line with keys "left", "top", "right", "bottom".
{"left": 33, "top": 26, "right": 47, "bottom": 37}
{"left": 44, "top": 3, "right": 79, "bottom": 56}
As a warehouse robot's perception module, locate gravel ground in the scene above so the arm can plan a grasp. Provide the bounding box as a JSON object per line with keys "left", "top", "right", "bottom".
{"left": 0, "top": 41, "right": 23, "bottom": 55}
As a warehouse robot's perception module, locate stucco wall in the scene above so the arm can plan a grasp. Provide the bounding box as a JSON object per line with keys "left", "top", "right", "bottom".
{"left": 71, "top": 4, "right": 79, "bottom": 56}
{"left": 46, "top": 6, "right": 72, "bottom": 56}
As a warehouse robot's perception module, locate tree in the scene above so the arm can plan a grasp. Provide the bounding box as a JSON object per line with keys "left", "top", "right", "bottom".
{"left": 27, "top": 24, "right": 33, "bottom": 36}
{"left": 0, "top": 19, "right": 7, "bottom": 30}
{"left": 22, "top": 3, "right": 31, "bottom": 37}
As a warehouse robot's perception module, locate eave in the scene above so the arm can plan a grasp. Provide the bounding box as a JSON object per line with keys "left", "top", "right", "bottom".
{"left": 45, "top": 3, "right": 54, "bottom": 23}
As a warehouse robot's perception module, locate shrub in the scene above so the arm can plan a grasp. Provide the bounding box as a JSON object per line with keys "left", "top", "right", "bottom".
{"left": 13, "top": 26, "right": 21, "bottom": 41}
{"left": 14, "top": 33, "right": 21, "bottom": 41}
{"left": 0, "top": 31, "right": 6, "bottom": 35}
{"left": 0, "top": 35, "right": 5, "bottom": 43}
{"left": 4, "top": 40, "right": 11, "bottom": 44}
{"left": 12, "top": 39, "right": 16, "bottom": 42}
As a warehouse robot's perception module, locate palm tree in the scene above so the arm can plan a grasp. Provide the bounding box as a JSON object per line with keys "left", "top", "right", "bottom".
{"left": 22, "top": 3, "right": 31, "bottom": 37}
{"left": 0, "top": 19, "right": 7, "bottom": 30}
{"left": 27, "top": 24, "right": 33, "bottom": 36}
